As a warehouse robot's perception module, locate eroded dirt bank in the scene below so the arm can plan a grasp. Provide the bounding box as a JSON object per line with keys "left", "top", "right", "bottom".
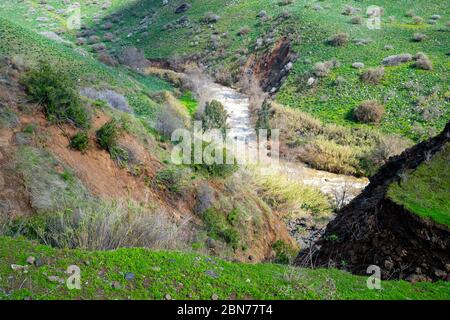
{"left": 296, "top": 122, "right": 450, "bottom": 281}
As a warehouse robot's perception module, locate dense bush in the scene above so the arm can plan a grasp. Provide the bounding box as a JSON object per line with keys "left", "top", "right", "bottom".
{"left": 354, "top": 100, "right": 385, "bottom": 124}
{"left": 22, "top": 64, "right": 90, "bottom": 128}
{"left": 272, "top": 240, "right": 297, "bottom": 264}
{"left": 360, "top": 67, "right": 384, "bottom": 84}
{"left": 350, "top": 16, "right": 363, "bottom": 24}
{"left": 201, "top": 100, "right": 229, "bottom": 133}
{"left": 96, "top": 120, "right": 120, "bottom": 151}
{"left": 190, "top": 142, "right": 238, "bottom": 178}
{"left": 412, "top": 33, "right": 427, "bottom": 42}
{"left": 413, "top": 52, "right": 433, "bottom": 70}
{"left": 202, "top": 208, "right": 240, "bottom": 250}
{"left": 69, "top": 131, "right": 89, "bottom": 153}
{"left": 328, "top": 33, "right": 349, "bottom": 46}
{"left": 96, "top": 120, "right": 128, "bottom": 166}
{"left": 155, "top": 167, "right": 190, "bottom": 195}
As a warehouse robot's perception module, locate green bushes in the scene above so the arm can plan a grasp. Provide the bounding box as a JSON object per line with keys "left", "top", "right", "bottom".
{"left": 272, "top": 240, "right": 297, "bottom": 264}
{"left": 202, "top": 208, "right": 240, "bottom": 250}
{"left": 21, "top": 64, "right": 90, "bottom": 129}
{"left": 69, "top": 131, "right": 89, "bottom": 153}
{"left": 201, "top": 100, "right": 228, "bottom": 132}
{"left": 155, "top": 167, "right": 190, "bottom": 195}
{"left": 96, "top": 120, "right": 128, "bottom": 167}
{"left": 189, "top": 142, "right": 238, "bottom": 178}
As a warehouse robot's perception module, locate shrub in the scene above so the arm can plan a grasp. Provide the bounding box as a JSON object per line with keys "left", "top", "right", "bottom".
{"left": 272, "top": 240, "right": 297, "bottom": 264}
{"left": 412, "top": 16, "right": 423, "bottom": 24}
{"left": 201, "top": 100, "right": 229, "bottom": 133}
{"left": 354, "top": 100, "right": 385, "bottom": 124}
{"left": 328, "top": 33, "right": 349, "bottom": 46}
{"left": 238, "top": 26, "right": 251, "bottom": 36}
{"left": 20, "top": 200, "right": 190, "bottom": 250}
{"left": 202, "top": 12, "right": 220, "bottom": 23}
{"left": 278, "top": 0, "right": 293, "bottom": 6}
{"left": 350, "top": 16, "right": 363, "bottom": 24}
{"left": 361, "top": 135, "right": 411, "bottom": 175}
{"left": 96, "top": 120, "right": 120, "bottom": 151}
{"left": 312, "top": 62, "right": 331, "bottom": 77}
{"left": 255, "top": 173, "right": 331, "bottom": 219}
{"left": 80, "top": 88, "right": 132, "bottom": 113}
{"left": 360, "top": 67, "right": 384, "bottom": 84}
{"left": 413, "top": 52, "right": 433, "bottom": 70}
{"left": 202, "top": 208, "right": 240, "bottom": 249}
{"left": 97, "top": 52, "right": 118, "bottom": 67}
{"left": 342, "top": 5, "right": 358, "bottom": 15}
{"left": 297, "top": 138, "right": 362, "bottom": 176}
{"left": 155, "top": 92, "right": 190, "bottom": 138}
{"left": 117, "top": 46, "right": 147, "bottom": 69}
{"left": 189, "top": 141, "right": 238, "bottom": 178}
{"left": 21, "top": 63, "right": 90, "bottom": 128}
{"left": 412, "top": 33, "right": 426, "bottom": 42}
{"left": 255, "top": 99, "right": 272, "bottom": 135}
{"left": 95, "top": 120, "right": 129, "bottom": 166}
{"left": 406, "top": 10, "right": 415, "bottom": 17}
{"left": 155, "top": 167, "right": 189, "bottom": 195}
{"left": 69, "top": 131, "right": 89, "bottom": 153}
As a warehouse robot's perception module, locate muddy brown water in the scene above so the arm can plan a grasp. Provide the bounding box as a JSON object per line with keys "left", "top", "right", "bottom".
{"left": 195, "top": 81, "right": 368, "bottom": 204}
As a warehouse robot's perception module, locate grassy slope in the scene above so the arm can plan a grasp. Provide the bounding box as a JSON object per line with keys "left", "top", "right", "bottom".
{"left": 0, "top": 16, "right": 171, "bottom": 126}
{"left": 2, "top": 1, "right": 448, "bottom": 140}
{"left": 388, "top": 143, "right": 450, "bottom": 228}
{"left": 1, "top": 236, "right": 449, "bottom": 300}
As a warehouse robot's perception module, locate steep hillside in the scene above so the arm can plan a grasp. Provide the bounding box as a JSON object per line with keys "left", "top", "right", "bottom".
{"left": 3, "top": 0, "right": 447, "bottom": 141}
{"left": 297, "top": 122, "right": 450, "bottom": 281}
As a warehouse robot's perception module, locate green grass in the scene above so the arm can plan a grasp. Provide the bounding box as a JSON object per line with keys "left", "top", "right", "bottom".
{"left": 388, "top": 143, "right": 450, "bottom": 228}
{"left": 3, "top": 1, "right": 448, "bottom": 141}
{"left": 0, "top": 236, "right": 449, "bottom": 300}
{"left": 179, "top": 91, "right": 199, "bottom": 116}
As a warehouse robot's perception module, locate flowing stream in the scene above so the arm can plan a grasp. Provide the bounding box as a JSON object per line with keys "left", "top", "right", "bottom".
{"left": 195, "top": 81, "right": 369, "bottom": 204}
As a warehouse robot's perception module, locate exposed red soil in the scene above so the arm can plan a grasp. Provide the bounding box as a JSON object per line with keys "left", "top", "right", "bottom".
{"left": 245, "top": 37, "right": 298, "bottom": 93}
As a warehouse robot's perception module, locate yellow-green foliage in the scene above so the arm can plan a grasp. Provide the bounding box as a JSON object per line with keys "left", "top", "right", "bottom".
{"left": 254, "top": 173, "right": 331, "bottom": 220}
{"left": 298, "top": 137, "right": 362, "bottom": 176}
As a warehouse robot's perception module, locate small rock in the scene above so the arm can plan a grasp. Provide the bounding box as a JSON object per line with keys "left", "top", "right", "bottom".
{"left": 111, "top": 281, "right": 121, "bottom": 289}
{"left": 307, "top": 77, "right": 315, "bottom": 86}
{"left": 11, "top": 264, "right": 27, "bottom": 271}
{"left": 205, "top": 270, "right": 219, "bottom": 279}
{"left": 434, "top": 269, "right": 446, "bottom": 278}
{"left": 164, "top": 294, "right": 172, "bottom": 300}
{"left": 48, "top": 276, "right": 64, "bottom": 284}
{"left": 175, "top": 3, "right": 191, "bottom": 14}
{"left": 352, "top": 62, "right": 364, "bottom": 69}
{"left": 206, "top": 237, "right": 216, "bottom": 249}
{"left": 211, "top": 293, "right": 218, "bottom": 300}
{"left": 34, "top": 258, "right": 44, "bottom": 268}
{"left": 26, "top": 256, "right": 36, "bottom": 265}
{"left": 124, "top": 272, "right": 135, "bottom": 281}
